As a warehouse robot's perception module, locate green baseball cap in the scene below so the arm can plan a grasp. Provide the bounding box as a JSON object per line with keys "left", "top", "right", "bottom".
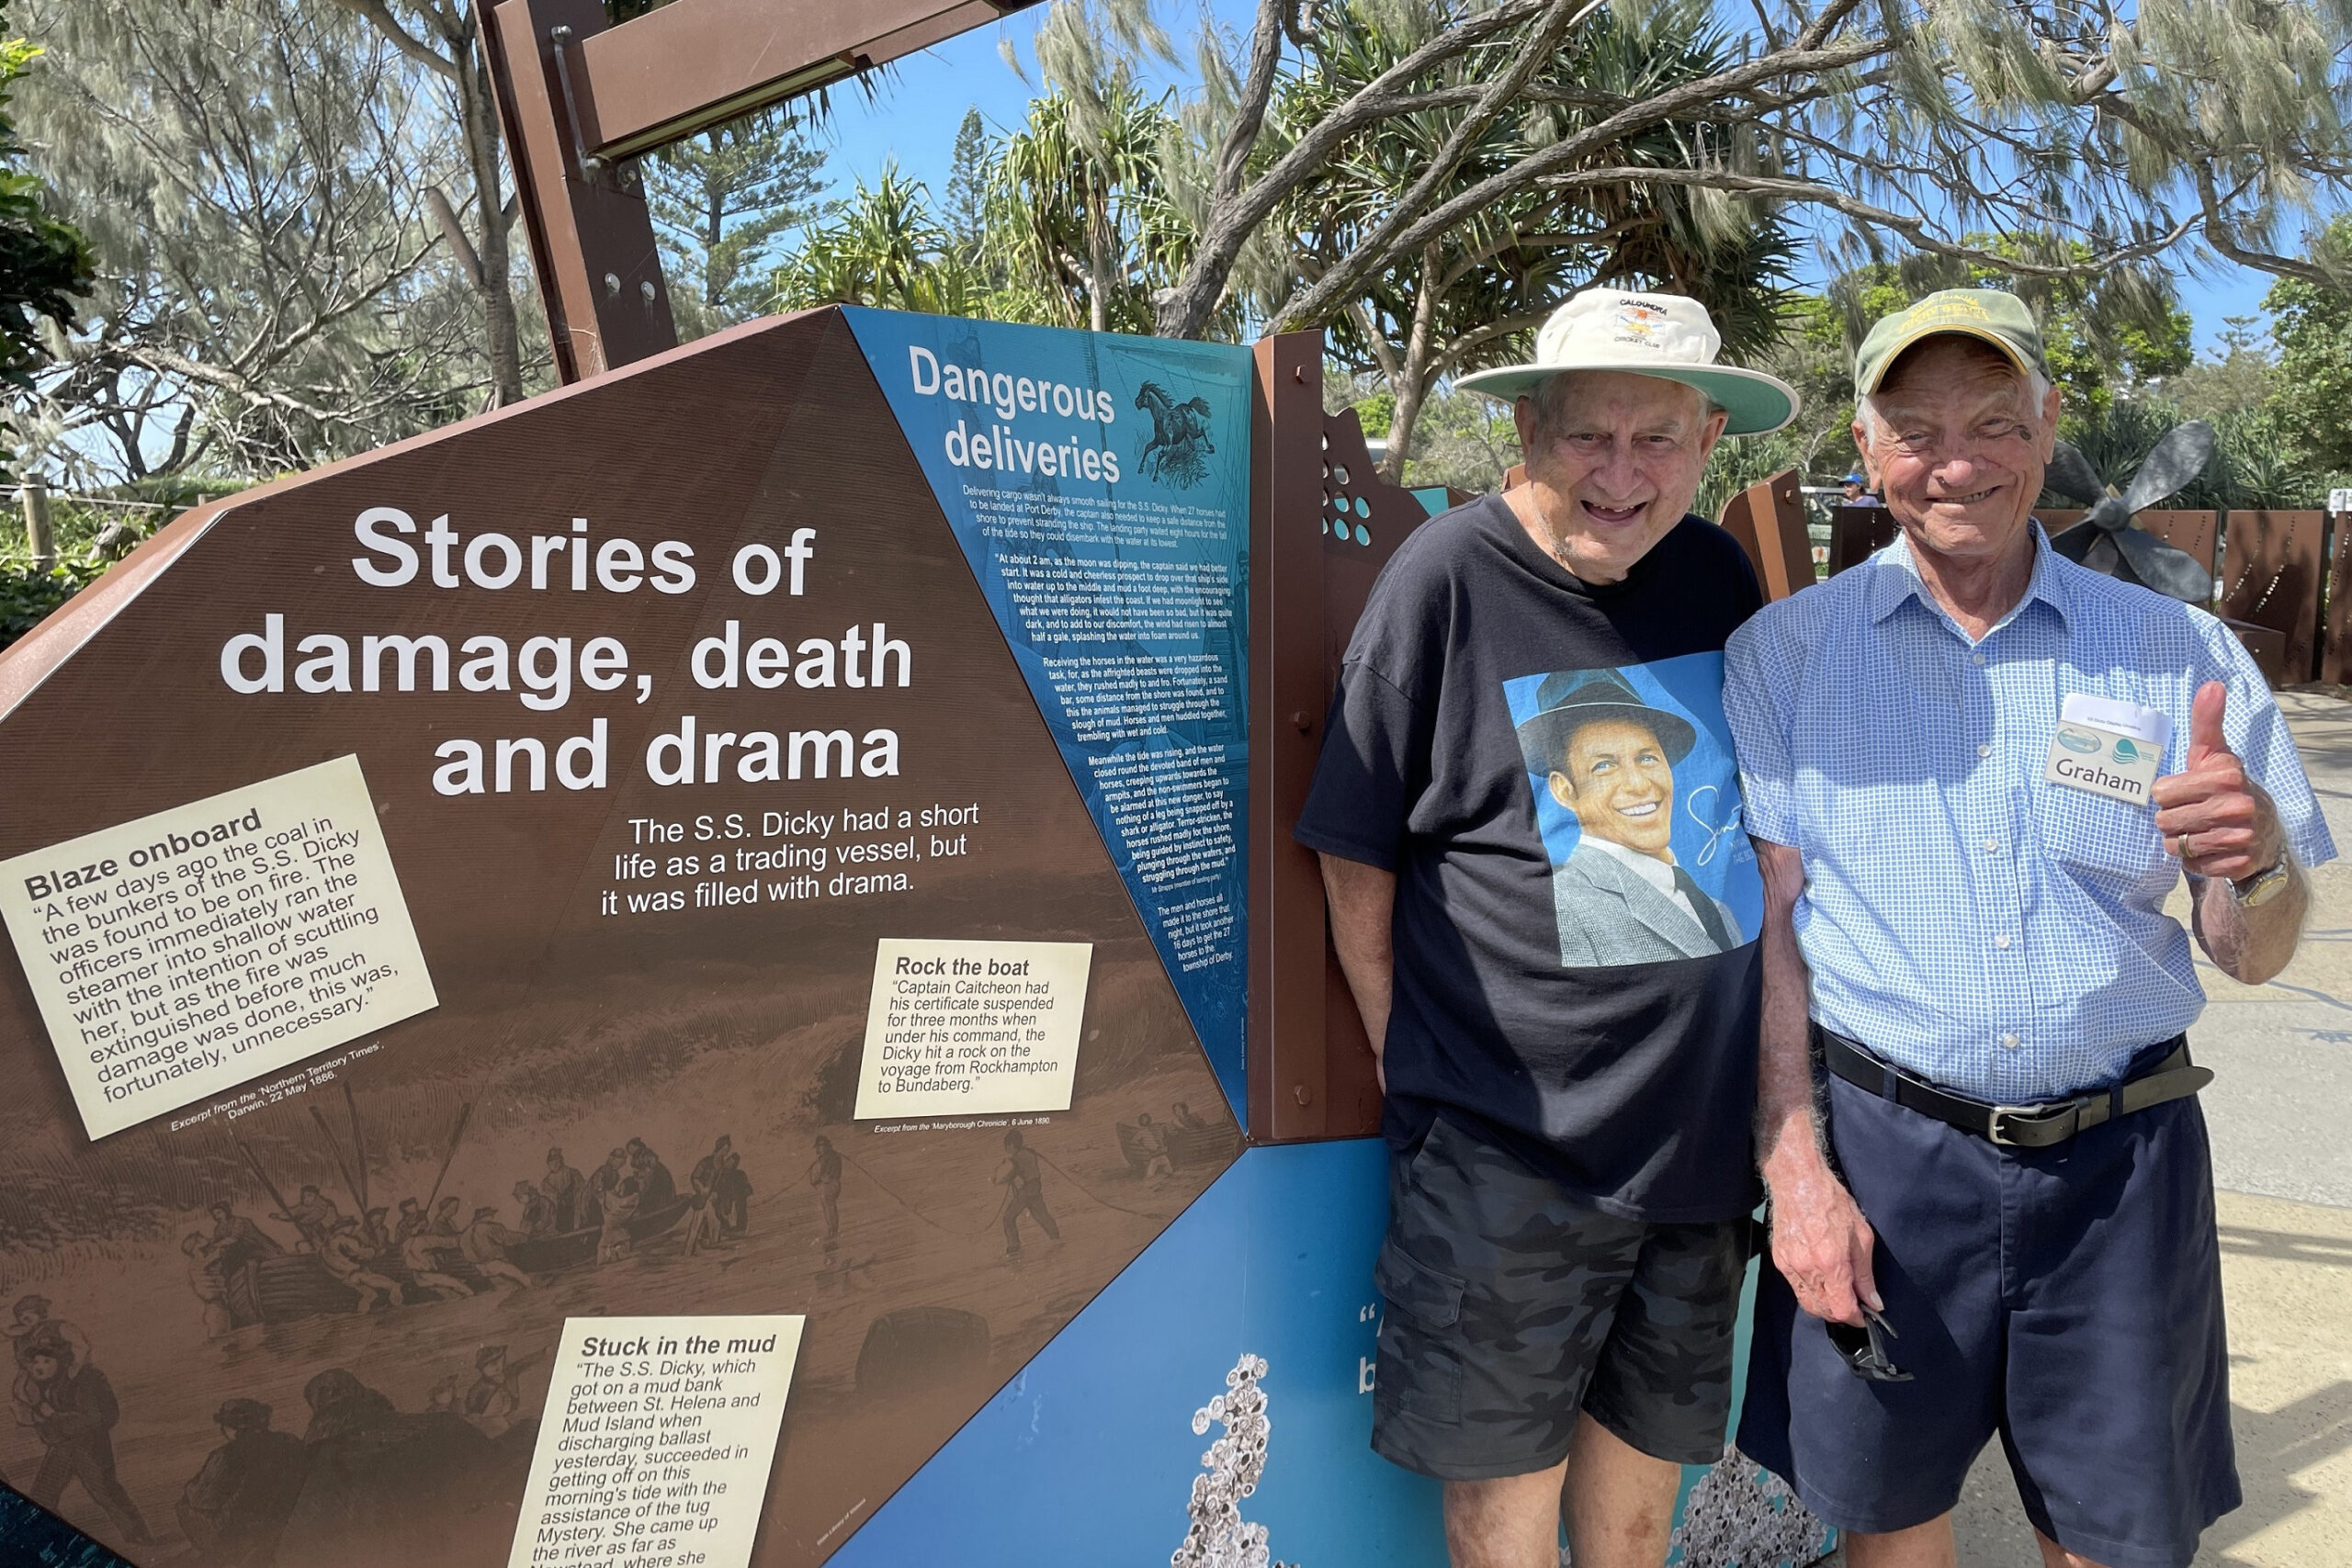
{"left": 1853, "top": 288, "right": 2050, "bottom": 395}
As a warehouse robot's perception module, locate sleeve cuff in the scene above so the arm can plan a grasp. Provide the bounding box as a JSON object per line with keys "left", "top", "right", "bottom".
{"left": 1292, "top": 823, "right": 1398, "bottom": 873}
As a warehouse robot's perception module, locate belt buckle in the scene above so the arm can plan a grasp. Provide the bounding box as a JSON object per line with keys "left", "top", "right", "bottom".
{"left": 1986, "top": 1100, "right": 2065, "bottom": 1146}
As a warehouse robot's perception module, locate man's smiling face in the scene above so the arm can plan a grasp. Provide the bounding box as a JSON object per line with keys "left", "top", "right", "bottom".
{"left": 1513, "top": 371, "right": 1726, "bottom": 583}
{"left": 1859, "top": 337, "right": 2059, "bottom": 568}
{"left": 1550, "top": 717, "right": 1676, "bottom": 857}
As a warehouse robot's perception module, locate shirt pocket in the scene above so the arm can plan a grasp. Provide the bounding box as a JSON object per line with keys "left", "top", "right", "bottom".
{"left": 2031, "top": 781, "right": 2169, "bottom": 897}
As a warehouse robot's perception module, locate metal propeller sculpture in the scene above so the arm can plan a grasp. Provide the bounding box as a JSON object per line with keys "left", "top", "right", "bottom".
{"left": 2046, "top": 421, "right": 2216, "bottom": 603}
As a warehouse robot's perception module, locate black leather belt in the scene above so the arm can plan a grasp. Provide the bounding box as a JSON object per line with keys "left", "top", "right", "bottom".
{"left": 1815, "top": 1026, "right": 2212, "bottom": 1148}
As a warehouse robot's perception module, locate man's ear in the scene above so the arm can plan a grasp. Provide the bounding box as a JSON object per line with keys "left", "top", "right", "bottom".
{"left": 1694, "top": 405, "right": 1730, "bottom": 465}
{"left": 1852, "top": 420, "right": 1880, "bottom": 491}
{"left": 1513, "top": 395, "right": 1540, "bottom": 455}
{"left": 2036, "top": 381, "right": 2063, "bottom": 459}
{"left": 1548, "top": 771, "right": 1577, "bottom": 810}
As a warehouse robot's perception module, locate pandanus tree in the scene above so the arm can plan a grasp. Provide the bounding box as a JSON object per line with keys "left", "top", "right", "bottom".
{"left": 1271, "top": 0, "right": 1799, "bottom": 481}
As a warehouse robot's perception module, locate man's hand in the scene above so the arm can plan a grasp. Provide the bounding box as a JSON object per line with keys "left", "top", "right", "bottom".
{"left": 1763, "top": 1154, "right": 1882, "bottom": 1327}
{"left": 2154, "top": 682, "right": 2284, "bottom": 884}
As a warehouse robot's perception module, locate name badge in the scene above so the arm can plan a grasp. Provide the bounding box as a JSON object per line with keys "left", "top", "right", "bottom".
{"left": 2045, "top": 720, "right": 2160, "bottom": 804}
{"left": 2060, "top": 692, "right": 2171, "bottom": 752}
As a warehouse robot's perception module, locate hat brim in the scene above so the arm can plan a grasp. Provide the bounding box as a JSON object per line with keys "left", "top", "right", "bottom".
{"left": 1856, "top": 323, "right": 2034, "bottom": 395}
{"left": 1515, "top": 701, "right": 1696, "bottom": 780}
{"left": 1455, "top": 361, "right": 1800, "bottom": 436}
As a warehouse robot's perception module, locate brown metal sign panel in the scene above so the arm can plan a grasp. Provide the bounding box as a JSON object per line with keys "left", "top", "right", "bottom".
{"left": 1718, "top": 470, "right": 1812, "bottom": 598}
{"left": 0, "top": 308, "right": 1236, "bottom": 1564}
{"left": 2133, "top": 510, "right": 2219, "bottom": 583}
{"left": 1823, "top": 502, "right": 1897, "bottom": 578}
{"left": 1244, "top": 334, "right": 1416, "bottom": 1145}
{"left": 2324, "top": 516, "right": 2352, "bottom": 685}
{"left": 2221, "top": 511, "right": 2326, "bottom": 684}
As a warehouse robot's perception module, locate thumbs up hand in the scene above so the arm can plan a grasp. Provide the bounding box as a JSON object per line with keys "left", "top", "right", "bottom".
{"left": 2151, "top": 682, "right": 2284, "bottom": 882}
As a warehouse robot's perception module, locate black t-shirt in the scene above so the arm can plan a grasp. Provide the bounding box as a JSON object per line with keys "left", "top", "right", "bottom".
{"left": 1295, "top": 495, "right": 1765, "bottom": 1222}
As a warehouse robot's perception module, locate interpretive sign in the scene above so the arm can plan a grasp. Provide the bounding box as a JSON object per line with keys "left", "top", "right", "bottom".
{"left": 0, "top": 755, "right": 436, "bottom": 1138}
{"left": 0, "top": 308, "right": 1244, "bottom": 1567}
{"left": 509, "top": 1315, "right": 804, "bottom": 1568}
{"left": 842, "top": 310, "right": 1252, "bottom": 1111}
{"left": 853, "top": 938, "right": 1091, "bottom": 1119}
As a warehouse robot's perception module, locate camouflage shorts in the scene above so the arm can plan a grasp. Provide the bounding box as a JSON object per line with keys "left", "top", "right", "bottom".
{"left": 1371, "top": 1115, "right": 1746, "bottom": 1481}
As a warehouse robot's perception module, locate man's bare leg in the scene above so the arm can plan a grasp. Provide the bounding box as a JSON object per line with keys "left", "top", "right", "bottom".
{"left": 2034, "top": 1529, "right": 2116, "bottom": 1568}
{"left": 1843, "top": 1516, "right": 1957, "bottom": 1568}
{"left": 1443, "top": 1457, "right": 1571, "bottom": 1568}
{"left": 1561, "top": 1414, "right": 1680, "bottom": 1568}
{"left": 1441, "top": 1414, "right": 1684, "bottom": 1568}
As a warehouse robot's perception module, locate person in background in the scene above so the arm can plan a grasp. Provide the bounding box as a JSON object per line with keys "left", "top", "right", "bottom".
{"left": 1838, "top": 471, "right": 1880, "bottom": 505}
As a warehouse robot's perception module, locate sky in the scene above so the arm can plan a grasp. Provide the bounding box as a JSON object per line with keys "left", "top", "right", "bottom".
{"left": 814, "top": 6, "right": 2287, "bottom": 357}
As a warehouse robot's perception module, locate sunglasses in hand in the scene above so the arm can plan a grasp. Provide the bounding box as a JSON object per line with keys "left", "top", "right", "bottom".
{"left": 1825, "top": 1305, "right": 1912, "bottom": 1383}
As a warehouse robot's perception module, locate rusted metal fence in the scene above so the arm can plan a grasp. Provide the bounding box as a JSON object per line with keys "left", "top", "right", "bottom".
{"left": 1729, "top": 470, "right": 2352, "bottom": 689}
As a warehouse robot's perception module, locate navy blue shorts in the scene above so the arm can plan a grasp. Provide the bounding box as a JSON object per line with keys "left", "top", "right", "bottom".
{"left": 1740, "top": 1043, "right": 2237, "bottom": 1568}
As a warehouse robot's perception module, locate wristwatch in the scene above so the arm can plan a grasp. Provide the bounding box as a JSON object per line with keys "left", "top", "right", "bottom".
{"left": 2233, "top": 855, "right": 2294, "bottom": 907}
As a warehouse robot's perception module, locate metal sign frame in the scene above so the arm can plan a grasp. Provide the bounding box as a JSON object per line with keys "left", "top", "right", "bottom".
{"left": 483, "top": 0, "right": 1041, "bottom": 381}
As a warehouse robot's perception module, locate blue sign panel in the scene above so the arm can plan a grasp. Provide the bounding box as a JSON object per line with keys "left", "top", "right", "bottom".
{"left": 825, "top": 1139, "right": 1826, "bottom": 1567}
{"left": 845, "top": 310, "right": 1252, "bottom": 1114}
{"left": 827, "top": 1139, "right": 1447, "bottom": 1568}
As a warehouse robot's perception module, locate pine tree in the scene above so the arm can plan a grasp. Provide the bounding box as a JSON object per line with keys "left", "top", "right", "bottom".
{"left": 944, "top": 107, "right": 991, "bottom": 262}
{"left": 645, "top": 110, "right": 826, "bottom": 341}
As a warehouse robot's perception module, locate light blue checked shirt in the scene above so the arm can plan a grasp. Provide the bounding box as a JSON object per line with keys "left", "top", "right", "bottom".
{"left": 1724, "top": 525, "right": 2335, "bottom": 1102}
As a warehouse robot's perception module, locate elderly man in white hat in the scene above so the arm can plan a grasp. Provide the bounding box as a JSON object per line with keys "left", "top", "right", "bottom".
{"left": 1295, "top": 290, "right": 1798, "bottom": 1568}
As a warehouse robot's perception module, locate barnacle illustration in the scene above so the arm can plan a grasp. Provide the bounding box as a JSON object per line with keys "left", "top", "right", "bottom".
{"left": 1171, "top": 1353, "right": 1294, "bottom": 1568}
{"left": 1663, "top": 1445, "right": 1835, "bottom": 1567}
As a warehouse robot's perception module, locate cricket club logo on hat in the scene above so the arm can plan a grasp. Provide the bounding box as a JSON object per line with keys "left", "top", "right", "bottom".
{"left": 1456, "top": 288, "right": 1800, "bottom": 437}
{"left": 1614, "top": 299, "right": 1668, "bottom": 341}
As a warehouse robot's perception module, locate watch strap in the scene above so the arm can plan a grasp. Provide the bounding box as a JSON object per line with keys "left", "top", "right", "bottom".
{"left": 2233, "top": 855, "right": 2293, "bottom": 906}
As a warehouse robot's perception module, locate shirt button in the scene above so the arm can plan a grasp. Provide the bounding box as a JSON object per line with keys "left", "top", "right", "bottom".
{"left": 1999, "top": 1032, "right": 2020, "bottom": 1050}
{"left": 1995, "top": 933, "right": 2011, "bottom": 949}
{"left": 1972, "top": 652, "right": 1986, "bottom": 666}
{"left": 1978, "top": 742, "right": 1992, "bottom": 758}
{"left": 1982, "top": 836, "right": 1998, "bottom": 852}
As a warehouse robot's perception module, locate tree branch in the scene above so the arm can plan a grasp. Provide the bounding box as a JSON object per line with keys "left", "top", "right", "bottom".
{"left": 1157, "top": 0, "right": 1558, "bottom": 335}
{"left": 1270, "top": 35, "right": 1892, "bottom": 330}
{"left": 321, "top": 0, "right": 458, "bottom": 77}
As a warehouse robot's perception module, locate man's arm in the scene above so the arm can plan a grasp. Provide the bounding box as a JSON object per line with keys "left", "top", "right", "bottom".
{"left": 2187, "top": 852, "right": 2307, "bottom": 985}
{"left": 2154, "top": 682, "right": 2310, "bottom": 985}
{"left": 1753, "top": 839, "right": 1879, "bottom": 1327}
{"left": 1319, "top": 852, "right": 1396, "bottom": 1091}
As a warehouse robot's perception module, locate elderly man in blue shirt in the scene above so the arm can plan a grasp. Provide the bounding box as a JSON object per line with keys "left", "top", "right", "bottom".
{"left": 1723, "top": 288, "right": 2335, "bottom": 1568}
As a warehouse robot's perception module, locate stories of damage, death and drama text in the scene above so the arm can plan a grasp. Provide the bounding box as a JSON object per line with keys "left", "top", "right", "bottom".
{"left": 843, "top": 310, "right": 1252, "bottom": 1111}
{"left": 0, "top": 756, "right": 436, "bottom": 1138}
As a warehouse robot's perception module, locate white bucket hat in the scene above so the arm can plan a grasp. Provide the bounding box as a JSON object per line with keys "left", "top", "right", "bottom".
{"left": 1455, "top": 290, "right": 1799, "bottom": 436}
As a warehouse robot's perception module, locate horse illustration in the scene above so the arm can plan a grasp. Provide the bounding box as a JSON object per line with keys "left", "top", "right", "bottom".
{"left": 1135, "top": 382, "right": 1216, "bottom": 489}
